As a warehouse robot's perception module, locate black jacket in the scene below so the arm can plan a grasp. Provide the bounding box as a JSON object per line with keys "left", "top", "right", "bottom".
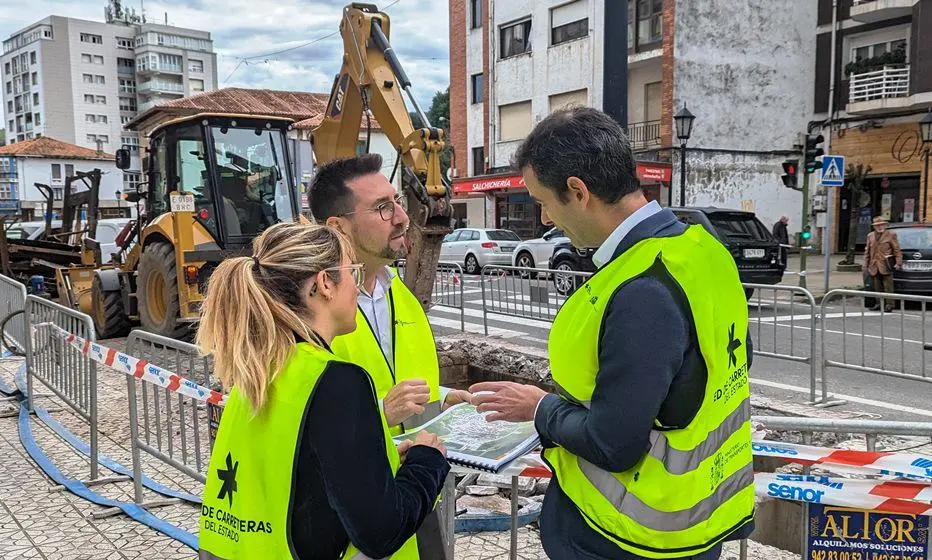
{"left": 534, "top": 208, "right": 754, "bottom": 560}
{"left": 772, "top": 221, "right": 789, "bottom": 245}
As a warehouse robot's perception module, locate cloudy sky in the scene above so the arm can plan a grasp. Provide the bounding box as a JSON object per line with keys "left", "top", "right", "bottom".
{"left": 0, "top": 0, "right": 450, "bottom": 127}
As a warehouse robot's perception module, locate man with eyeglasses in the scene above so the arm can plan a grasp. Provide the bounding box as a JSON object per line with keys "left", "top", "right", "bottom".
{"left": 309, "top": 155, "right": 468, "bottom": 558}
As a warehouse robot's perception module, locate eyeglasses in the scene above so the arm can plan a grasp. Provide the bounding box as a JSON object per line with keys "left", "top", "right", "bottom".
{"left": 343, "top": 193, "right": 404, "bottom": 222}
{"left": 323, "top": 263, "right": 365, "bottom": 289}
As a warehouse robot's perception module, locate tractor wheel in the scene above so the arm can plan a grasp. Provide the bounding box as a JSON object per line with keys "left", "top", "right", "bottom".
{"left": 137, "top": 242, "right": 188, "bottom": 339}
{"left": 91, "top": 275, "right": 131, "bottom": 339}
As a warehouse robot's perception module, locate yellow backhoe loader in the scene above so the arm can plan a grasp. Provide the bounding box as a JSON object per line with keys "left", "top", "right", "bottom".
{"left": 67, "top": 113, "right": 303, "bottom": 339}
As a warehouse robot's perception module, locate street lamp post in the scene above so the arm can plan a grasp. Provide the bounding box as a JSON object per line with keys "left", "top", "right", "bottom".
{"left": 674, "top": 105, "right": 695, "bottom": 207}
{"left": 115, "top": 189, "right": 122, "bottom": 217}
{"left": 920, "top": 110, "right": 932, "bottom": 223}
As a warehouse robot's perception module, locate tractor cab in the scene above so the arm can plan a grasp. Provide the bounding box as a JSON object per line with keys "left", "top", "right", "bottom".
{"left": 118, "top": 113, "right": 299, "bottom": 251}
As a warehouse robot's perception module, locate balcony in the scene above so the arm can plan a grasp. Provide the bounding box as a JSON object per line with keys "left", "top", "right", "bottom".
{"left": 850, "top": 0, "right": 917, "bottom": 23}
{"left": 135, "top": 62, "right": 183, "bottom": 76}
{"left": 627, "top": 120, "right": 662, "bottom": 151}
{"left": 138, "top": 80, "right": 184, "bottom": 95}
{"left": 847, "top": 65, "right": 911, "bottom": 113}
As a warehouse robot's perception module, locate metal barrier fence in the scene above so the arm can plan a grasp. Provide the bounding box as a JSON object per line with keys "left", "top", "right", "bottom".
{"left": 745, "top": 283, "right": 820, "bottom": 403}
{"left": 0, "top": 274, "right": 27, "bottom": 354}
{"left": 751, "top": 415, "right": 932, "bottom": 559}
{"left": 821, "top": 289, "right": 932, "bottom": 394}
{"left": 24, "top": 294, "right": 101, "bottom": 480}
{"left": 124, "top": 329, "right": 214, "bottom": 508}
{"left": 480, "top": 264, "right": 592, "bottom": 334}
{"left": 431, "top": 262, "right": 465, "bottom": 331}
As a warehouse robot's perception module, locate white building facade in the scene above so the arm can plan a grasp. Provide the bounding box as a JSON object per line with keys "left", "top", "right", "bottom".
{"left": 1, "top": 9, "right": 218, "bottom": 193}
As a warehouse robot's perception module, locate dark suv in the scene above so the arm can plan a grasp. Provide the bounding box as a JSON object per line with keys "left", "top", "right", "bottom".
{"left": 889, "top": 223, "right": 932, "bottom": 295}
{"left": 547, "top": 207, "right": 785, "bottom": 296}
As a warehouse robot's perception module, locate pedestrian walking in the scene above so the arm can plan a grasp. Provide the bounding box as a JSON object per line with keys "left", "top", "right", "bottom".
{"left": 470, "top": 107, "right": 755, "bottom": 560}
{"left": 196, "top": 222, "right": 450, "bottom": 560}
{"left": 772, "top": 216, "right": 789, "bottom": 245}
{"left": 864, "top": 216, "right": 903, "bottom": 312}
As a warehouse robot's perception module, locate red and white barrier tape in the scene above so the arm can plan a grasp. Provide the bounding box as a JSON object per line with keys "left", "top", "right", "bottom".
{"left": 756, "top": 473, "right": 932, "bottom": 516}
{"left": 32, "top": 322, "right": 226, "bottom": 407}
{"left": 753, "top": 440, "right": 932, "bottom": 481}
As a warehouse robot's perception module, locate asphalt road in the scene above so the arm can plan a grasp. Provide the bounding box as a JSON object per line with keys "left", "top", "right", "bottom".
{"left": 427, "top": 272, "right": 932, "bottom": 423}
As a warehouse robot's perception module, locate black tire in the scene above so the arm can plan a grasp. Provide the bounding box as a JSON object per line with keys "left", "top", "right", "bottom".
{"left": 91, "top": 275, "right": 131, "bottom": 339}
{"left": 552, "top": 261, "right": 579, "bottom": 296}
{"left": 137, "top": 242, "right": 188, "bottom": 339}
{"left": 515, "top": 252, "right": 534, "bottom": 278}
{"left": 465, "top": 254, "right": 480, "bottom": 275}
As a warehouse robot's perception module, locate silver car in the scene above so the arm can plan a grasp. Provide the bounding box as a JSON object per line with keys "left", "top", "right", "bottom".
{"left": 511, "top": 227, "right": 569, "bottom": 273}
{"left": 5, "top": 218, "right": 131, "bottom": 264}
{"left": 440, "top": 228, "right": 521, "bottom": 274}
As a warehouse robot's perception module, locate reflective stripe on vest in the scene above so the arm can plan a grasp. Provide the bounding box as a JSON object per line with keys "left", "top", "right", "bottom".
{"left": 198, "top": 343, "right": 419, "bottom": 559}
{"left": 543, "top": 225, "right": 755, "bottom": 558}
{"left": 330, "top": 272, "right": 440, "bottom": 435}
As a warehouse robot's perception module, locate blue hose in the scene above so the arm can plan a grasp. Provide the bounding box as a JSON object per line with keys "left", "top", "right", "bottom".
{"left": 9, "top": 361, "right": 199, "bottom": 550}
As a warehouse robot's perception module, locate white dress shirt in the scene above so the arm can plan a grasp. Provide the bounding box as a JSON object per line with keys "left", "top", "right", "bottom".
{"left": 591, "top": 200, "right": 663, "bottom": 268}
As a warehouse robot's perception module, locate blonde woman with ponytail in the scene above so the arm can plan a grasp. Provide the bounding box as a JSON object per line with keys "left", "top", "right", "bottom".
{"left": 196, "top": 222, "right": 449, "bottom": 560}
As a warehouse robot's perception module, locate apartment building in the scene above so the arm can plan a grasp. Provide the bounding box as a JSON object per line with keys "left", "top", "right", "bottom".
{"left": 1, "top": 7, "right": 217, "bottom": 192}
{"left": 449, "top": 0, "right": 817, "bottom": 240}
{"left": 814, "top": 0, "right": 932, "bottom": 251}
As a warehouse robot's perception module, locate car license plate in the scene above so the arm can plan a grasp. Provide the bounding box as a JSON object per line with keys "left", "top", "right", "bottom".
{"left": 902, "top": 261, "right": 932, "bottom": 272}
{"left": 170, "top": 194, "right": 196, "bottom": 212}
{"left": 743, "top": 249, "right": 766, "bottom": 259}
{"left": 501, "top": 246, "right": 514, "bottom": 253}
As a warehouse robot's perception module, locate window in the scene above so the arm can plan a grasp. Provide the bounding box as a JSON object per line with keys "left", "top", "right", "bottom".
{"left": 551, "top": 1, "right": 588, "bottom": 45}
{"left": 472, "top": 146, "right": 485, "bottom": 175}
{"left": 499, "top": 101, "right": 533, "bottom": 141}
{"left": 500, "top": 20, "right": 532, "bottom": 58}
{"left": 87, "top": 133, "right": 97, "bottom": 143}
{"left": 31, "top": 72, "right": 36, "bottom": 86}
{"left": 98, "top": 115, "right": 108, "bottom": 124}
{"left": 84, "top": 94, "right": 95, "bottom": 104}
{"left": 51, "top": 163, "right": 61, "bottom": 181}
{"left": 30, "top": 51, "right": 36, "bottom": 65}
{"left": 95, "top": 95, "right": 106, "bottom": 104}
{"left": 86, "top": 114, "right": 96, "bottom": 123}
{"left": 116, "top": 37, "right": 134, "bottom": 50}
{"left": 123, "top": 172, "right": 141, "bottom": 193}
{"left": 94, "top": 75, "right": 105, "bottom": 85}
{"left": 851, "top": 38, "right": 908, "bottom": 64}
{"left": 470, "top": 0, "right": 482, "bottom": 29}
{"left": 121, "top": 115, "right": 132, "bottom": 125}
{"left": 65, "top": 164, "right": 74, "bottom": 177}
{"left": 637, "top": 0, "right": 663, "bottom": 46}
{"left": 189, "top": 78, "right": 204, "bottom": 92}
{"left": 93, "top": 55, "right": 104, "bottom": 65}
{"left": 119, "top": 78, "right": 136, "bottom": 93}
{"left": 549, "top": 89, "right": 587, "bottom": 112}
{"left": 80, "top": 33, "right": 103, "bottom": 44}
{"left": 122, "top": 136, "right": 139, "bottom": 153}
{"left": 4, "top": 82, "right": 9, "bottom": 94}
{"left": 6, "top": 101, "right": 12, "bottom": 114}
{"left": 83, "top": 73, "right": 93, "bottom": 83}
{"left": 81, "top": 53, "right": 92, "bottom": 64}
{"left": 3, "top": 62, "right": 8, "bottom": 75}
{"left": 7, "top": 120, "right": 12, "bottom": 131}
{"left": 188, "top": 58, "right": 203, "bottom": 73}
{"left": 98, "top": 135, "right": 108, "bottom": 144}
{"left": 34, "top": 113, "right": 39, "bottom": 126}
{"left": 119, "top": 97, "right": 136, "bottom": 111}
{"left": 470, "top": 73, "right": 484, "bottom": 104}
{"left": 117, "top": 57, "right": 135, "bottom": 73}
{"left": 627, "top": 0, "right": 635, "bottom": 49}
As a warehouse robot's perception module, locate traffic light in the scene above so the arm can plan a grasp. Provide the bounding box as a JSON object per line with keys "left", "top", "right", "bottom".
{"left": 781, "top": 159, "right": 799, "bottom": 190}
{"left": 804, "top": 134, "right": 825, "bottom": 174}
{"left": 798, "top": 226, "right": 812, "bottom": 246}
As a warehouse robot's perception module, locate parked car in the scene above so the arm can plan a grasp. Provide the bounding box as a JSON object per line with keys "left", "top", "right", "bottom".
{"left": 4, "top": 218, "right": 131, "bottom": 264}
{"left": 546, "top": 207, "right": 785, "bottom": 297}
{"left": 889, "top": 223, "right": 932, "bottom": 296}
{"left": 549, "top": 240, "right": 597, "bottom": 295}
{"left": 512, "top": 227, "right": 569, "bottom": 274}
{"left": 440, "top": 228, "right": 522, "bottom": 274}
{"left": 672, "top": 207, "right": 785, "bottom": 297}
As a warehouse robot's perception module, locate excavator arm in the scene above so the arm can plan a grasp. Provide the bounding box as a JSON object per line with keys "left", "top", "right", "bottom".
{"left": 312, "top": 2, "right": 452, "bottom": 309}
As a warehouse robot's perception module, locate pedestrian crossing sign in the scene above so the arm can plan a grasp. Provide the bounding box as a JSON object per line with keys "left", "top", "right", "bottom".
{"left": 821, "top": 155, "right": 845, "bottom": 187}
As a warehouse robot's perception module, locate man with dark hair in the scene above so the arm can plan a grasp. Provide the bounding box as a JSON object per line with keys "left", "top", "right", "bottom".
{"left": 471, "top": 107, "right": 755, "bottom": 560}
{"left": 309, "top": 155, "right": 468, "bottom": 558}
